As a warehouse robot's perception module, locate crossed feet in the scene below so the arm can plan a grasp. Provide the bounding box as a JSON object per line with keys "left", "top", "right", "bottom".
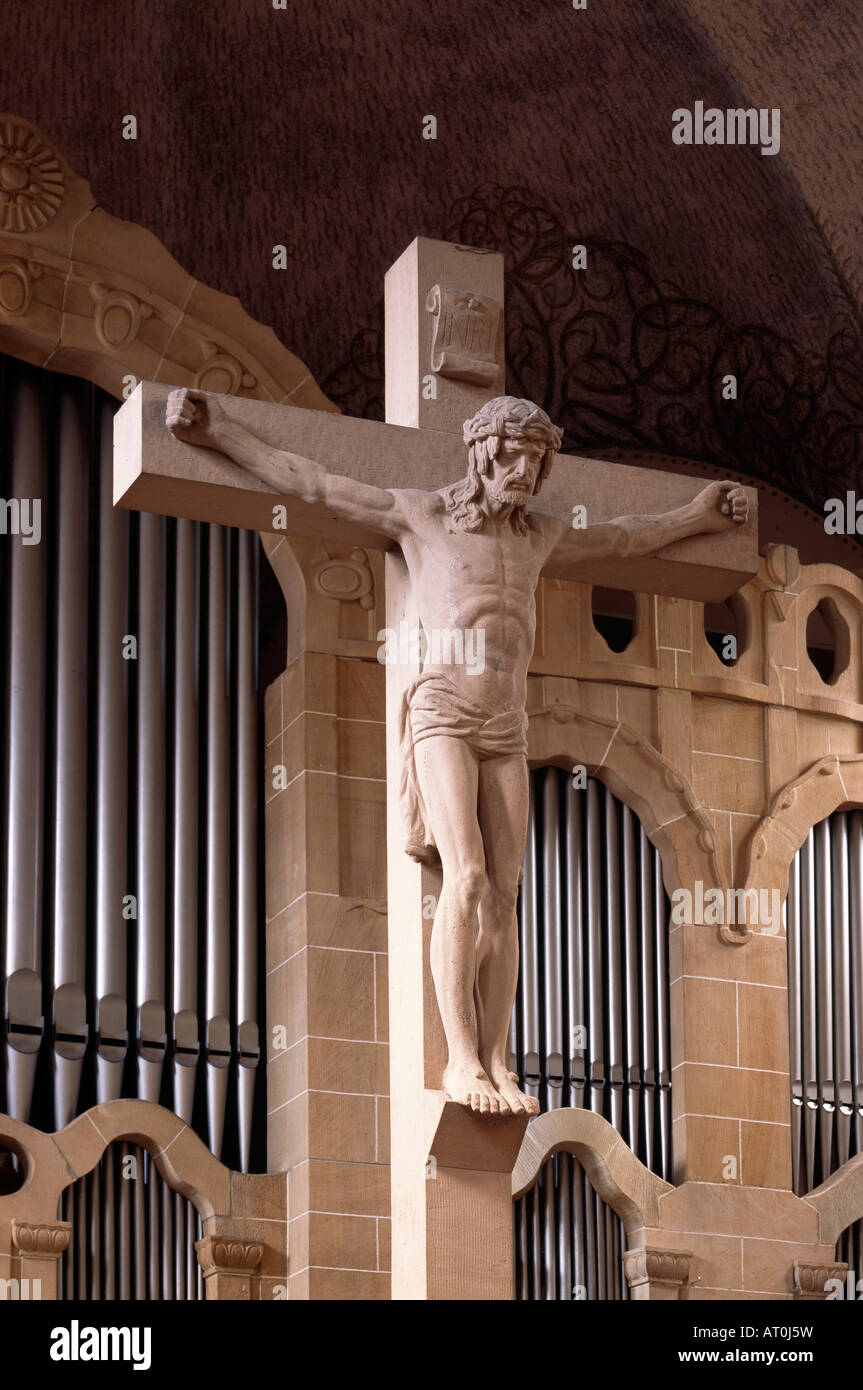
{"left": 443, "top": 1057, "right": 540, "bottom": 1116}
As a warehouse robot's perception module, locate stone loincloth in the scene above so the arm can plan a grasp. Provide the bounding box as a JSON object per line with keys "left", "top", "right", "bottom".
{"left": 398, "top": 672, "right": 528, "bottom": 864}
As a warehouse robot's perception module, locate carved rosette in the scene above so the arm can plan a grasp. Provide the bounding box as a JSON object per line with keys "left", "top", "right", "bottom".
{"left": 0, "top": 120, "right": 64, "bottom": 232}
{"left": 195, "top": 1235, "right": 263, "bottom": 1278}
{"left": 623, "top": 1246, "right": 693, "bottom": 1297}
{"left": 792, "top": 1260, "right": 848, "bottom": 1299}
{"left": 11, "top": 1219, "right": 72, "bottom": 1259}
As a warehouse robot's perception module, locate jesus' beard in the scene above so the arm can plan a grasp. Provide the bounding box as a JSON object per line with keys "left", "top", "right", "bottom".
{"left": 486, "top": 484, "right": 530, "bottom": 508}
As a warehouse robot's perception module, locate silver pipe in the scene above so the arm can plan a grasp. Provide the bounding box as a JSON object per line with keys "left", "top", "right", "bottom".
{"left": 118, "top": 1145, "right": 131, "bottom": 1301}
{"left": 52, "top": 384, "right": 90, "bottom": 1130}
{"left": 571, "top": 1160, "right": 586, "bottom": 1300}
{"left": 95, "top": 395, "right": 129, "bottom": 1104}
{"left": 832, "top": 813, "right": 853, "bottom": 1167}
{"left": 851, "top": 812, "right": 863, "bottom": 1115}
{"left": 604, "top": 790, "right": 623, "bottom": 1090}
{"left": 103, "top": 1152, "right": 116, "bottom": 1301}
{"left": 814, "top": 820, "right": 835, "bottom": 1179}
{"left": 89, "top": 1165, "right": 101, "bottom": 1301}
{"left": 134, "top": 1145, "right": 146, "bottom": 1300}
{"left": 148, "top": 1156, "right": 159, "bottom": 1299}
{"left": 788, "top": 848, "right": 803, "bottom": 1099}
{"left": 205, "top": 525, "right": 231, "bottom": 1159}
{"left": 76, "top": 1176, "right": 86, "bottom": 1296}
{"left": 594, "top": 1188, "right": 607, "bottom": 1298}
{"left": 801, "top": 833, "right": 818, "bottom": 1103}
{"left": 529, "top": 1172, "right": 542, "bottom": 1298}
{"left": 542, "top": 770, "right": 563, "bottom": 1096}
{"left": 557, "top": 1152, "right": 572, "bottom": 1301}
{"left": 173, "top": 1191, "right": 185, "bottom": 1301}
{"left": 815, "top": 820, "right": 835, "bottom": 1099}
{"left": 236, "top": 528, "right": 259, "bottom": 1170}
{"left": 654, "top": 843, "right": 671, "bottom": 1178}
{"left": 3, "top": 367, "right": 47, "bottom": 1122}
{"left": 543, "top": 1154, "right": 556, "bottom": 1298}
{"left": 520, "top": 778, "right": 540, "bottom": 1082}
{"left": 585, "top": 781, "right": 604, "bottom": 1092}
{"left": 172, "top": 518, "right": 199, "bottom": 1125}
{"left": 565, "top": 780, "right": 585, "bottom": 1103}
{"left": 137, "top": 514, "right": 167, "bottom": 1103}
{"left": 622, "top": 805, "right": 640, "bottom": 1104}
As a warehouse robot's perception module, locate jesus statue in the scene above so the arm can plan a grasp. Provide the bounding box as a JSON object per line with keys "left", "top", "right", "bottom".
{"left": 166, "top": 389, "right": 748, "bottom": 1118}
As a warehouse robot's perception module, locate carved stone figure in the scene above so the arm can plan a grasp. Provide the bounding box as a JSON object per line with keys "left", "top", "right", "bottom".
{"left": 166, "top": 389, "right": 748, "bottom": 1117}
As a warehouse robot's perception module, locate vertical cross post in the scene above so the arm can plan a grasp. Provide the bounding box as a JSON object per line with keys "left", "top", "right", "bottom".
{"left": 385, "top": 238, "right": 528, "bottom": 1300}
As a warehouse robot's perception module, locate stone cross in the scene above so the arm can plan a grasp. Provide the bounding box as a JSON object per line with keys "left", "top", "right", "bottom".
{"left": 114, "top": 237, "right": 757, "bottom": 1300}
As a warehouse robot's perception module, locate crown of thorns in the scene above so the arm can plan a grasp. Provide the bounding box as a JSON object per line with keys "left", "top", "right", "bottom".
{"left": 462, "top": 396, "right": 563, "bottom": 451}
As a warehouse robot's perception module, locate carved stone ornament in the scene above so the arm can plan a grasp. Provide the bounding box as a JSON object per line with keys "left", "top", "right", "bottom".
{"left": 623, "top": 1246, "right": 693, "bottom": 1292}
{"left": 0, "top": 255, "right": 39, "bottom": 315}
{"left": 195, "top": 1235, "right": 263, "bottom": 1277}
{"left": 11, "top": 1219, "right": 72, "bottom": 1258}
{"left": 426, "top": 282, "right": 501, "bottom": 386}
{"left": 0, "top": 119, "right": 64, "bottom": 232}
{"left": 312, "top": 547, "right": 375, "bottom": 608}
{"left": 792, "top": 1260, "right": 848, "bottom": 1298}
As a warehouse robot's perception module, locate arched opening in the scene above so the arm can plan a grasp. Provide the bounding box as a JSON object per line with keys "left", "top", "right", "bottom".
{"left": 786, "top": 810, "right": 863, "bottom": 1276}
{"left": 513, "top": 768, "right": 671, "bottom": 1299}
{"left": 0, "top": 1142, "right": 27, "bottom": 1195}
{"left": 57, "top": 1142, "right": 204, "bottom": 1301}
{"left": 591, "top": 586, "right": 637, "bottom": 653}
{"left": 703, "top": 592, "right": 749, "bottom": 666}
{"left": 806, "top": 597, "right": 850, "bottom": 685}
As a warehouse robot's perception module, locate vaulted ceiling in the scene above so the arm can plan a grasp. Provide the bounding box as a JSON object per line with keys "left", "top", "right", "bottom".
{"left": 4, "top": 0, "right": 863, "bottom": 565}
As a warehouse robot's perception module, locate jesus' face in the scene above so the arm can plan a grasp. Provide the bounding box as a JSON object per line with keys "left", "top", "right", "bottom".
{"left": 484, "top": 436, "right": 546, "bottom": 507}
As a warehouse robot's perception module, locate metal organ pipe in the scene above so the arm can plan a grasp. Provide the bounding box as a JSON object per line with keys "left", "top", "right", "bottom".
{"left": 52, "top": 383, "right": 90, "bottom": 1129}
{"left": 95, "top": 396, "right": 129, "bottom": 1103}
{"left": 3, "top": 366, "right": 47, "bottom": 1123}
{"left": 514, "top": 770, "right": 671, "bottom": 1300}
{"left": 136, "top": 513, "right": 167, "bottom": 1104}
{"left": 0, "top": 354, "right": 271, "bottom": 1292}
{"left": 172, "top": 518, "right": 199, "bottom": 1124}
{"left": 236, "top": 528, "right": 261, "bottom": 1171}
{"left": 205, "top": 525, "right": 231, "bottom": 1158}
{"left": 542, "top": 769, "right": 563, "bottom": 1103}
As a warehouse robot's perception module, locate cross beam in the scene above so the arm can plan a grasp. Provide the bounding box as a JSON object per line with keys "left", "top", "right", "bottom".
{"left": 114, "top": 386, "right": 757, "bottom": 603}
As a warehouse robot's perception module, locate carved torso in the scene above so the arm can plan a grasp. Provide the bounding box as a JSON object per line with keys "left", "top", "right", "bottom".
{"left": 396, "top": 489, "right": 554, "bottom": 712}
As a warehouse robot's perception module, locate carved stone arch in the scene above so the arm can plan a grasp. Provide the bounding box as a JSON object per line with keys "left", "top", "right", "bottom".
{"left": 527, "top": 702, "right": 724, "bottom": 904}
{"left": 0, "top": 1102, "right": 232, "bottom": 1223}
{"left": 513, "top": 1108, "right": 671, "bottom": 1231}
{"left": 0, "top": 113, "right": 334, "bottom": 419}
{"left": 745, "top": 752, "right": 863, "bottom": 900}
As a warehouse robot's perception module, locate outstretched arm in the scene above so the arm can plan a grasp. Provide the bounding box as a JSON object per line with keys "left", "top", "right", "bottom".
{"left": 166, "top": 388, "right": 409, "bottom": 541}
{"left": 544, "top": 481, "right": 749, "bottom": 567}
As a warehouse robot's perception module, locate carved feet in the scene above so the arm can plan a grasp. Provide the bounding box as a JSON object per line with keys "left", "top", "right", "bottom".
{"left": 443, "top": 1059, "right": 540, "bottom": 1116}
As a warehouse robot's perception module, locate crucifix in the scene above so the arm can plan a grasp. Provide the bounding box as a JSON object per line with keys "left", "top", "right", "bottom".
{"left": 114, "top": 237, "right": 757, "bottom": 1299}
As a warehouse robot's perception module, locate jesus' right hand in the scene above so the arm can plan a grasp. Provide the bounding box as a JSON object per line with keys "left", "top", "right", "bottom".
{"left": 166, "top": 388, "right": 228, "bottom": 450}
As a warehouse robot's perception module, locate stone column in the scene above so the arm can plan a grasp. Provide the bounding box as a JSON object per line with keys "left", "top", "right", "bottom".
{"left": 195, "top": 1236, "right": 262, "bottom": 1300}
{"left": 263, "top": 534, "right": 391, "bottom": 1299}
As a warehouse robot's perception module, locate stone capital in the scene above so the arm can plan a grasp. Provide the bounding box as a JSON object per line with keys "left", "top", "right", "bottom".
{"left": 624, "top": 1246, "right": 693, "bottom": 1300}
{"left": 10, "top": 1219, "right": 71, "bottom": 1260}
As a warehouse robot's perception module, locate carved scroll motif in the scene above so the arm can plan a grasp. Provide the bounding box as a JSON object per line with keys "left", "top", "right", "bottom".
{"left": 425, "top": 283, "right": 500, "bottom": 386}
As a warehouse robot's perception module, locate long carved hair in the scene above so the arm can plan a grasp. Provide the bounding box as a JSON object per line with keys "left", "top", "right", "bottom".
{"left": 443, "top": 396, "right": 563, "bottom": 536}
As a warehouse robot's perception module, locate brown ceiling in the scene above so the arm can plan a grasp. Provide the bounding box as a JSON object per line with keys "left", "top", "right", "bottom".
{"left": 3, "top": 0, "right": 863, "bottom": 565}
